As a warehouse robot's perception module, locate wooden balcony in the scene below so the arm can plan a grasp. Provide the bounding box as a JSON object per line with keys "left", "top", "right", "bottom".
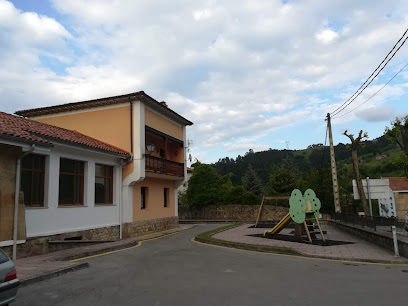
{"left": 145, "top": 155, "right": 184, "bottom": 177}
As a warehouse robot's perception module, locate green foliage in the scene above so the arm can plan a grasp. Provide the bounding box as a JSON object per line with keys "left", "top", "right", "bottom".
{"left": 301, "top": 167, "right": 334, "bottom": 213}
{"left": 265, "top": 159, "right": 300, "bottom": 197}
{"left": 212, "top": 135, "right": 399, "bottom": 186}
{"left": 178, "top": 191, "right": 188, "bottom": 206}
{"left": 186, "top": 162, "right": 259, "bottom": 208}
{"left": 242, "top": 164, "right": 263, "bottom": 195}
{"left": 385, "top": 115, "right": 408, "bottom": 155}
{"left": 392, "top": 153, "right": 408, "bottom": 176}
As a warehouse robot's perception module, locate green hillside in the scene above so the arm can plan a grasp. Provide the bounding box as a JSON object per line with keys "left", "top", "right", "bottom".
{"left": 212, "top": 135, "right": 403, "bottom": 186}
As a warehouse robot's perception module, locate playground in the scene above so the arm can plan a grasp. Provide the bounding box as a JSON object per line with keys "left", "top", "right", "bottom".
{"left": 211, "top": 223, "right": 407, "bottom": 263}
{"left": 201, "top": 189, "right": 408, "bottom": 263}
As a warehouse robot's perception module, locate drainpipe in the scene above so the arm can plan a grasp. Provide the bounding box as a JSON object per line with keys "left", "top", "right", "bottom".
{"left": 119, "top": 155, "right": 132, "bottom": 240}
{"left": 13, "top": 144, "right": 35, "bottom": 260}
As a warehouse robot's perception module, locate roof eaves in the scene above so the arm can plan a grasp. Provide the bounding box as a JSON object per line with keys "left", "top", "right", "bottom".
{"left": 41, "top": 135, "right": 131, "bottom": 158}
{"left": 15, "top": 91, "right": 145, "bottom": 117}
{"left": 0, "top": 133, "right": 54, "bottom": 147}
{"left": 139, "top": 93, "right": 193, "bottom": 126}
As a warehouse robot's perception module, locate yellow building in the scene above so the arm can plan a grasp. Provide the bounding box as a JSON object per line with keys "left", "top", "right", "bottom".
{"left": 16, "top": 91, "right": 193, "bottom": 238}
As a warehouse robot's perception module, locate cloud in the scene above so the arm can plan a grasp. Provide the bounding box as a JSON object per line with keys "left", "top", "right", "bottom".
{"left": 315, "top": 29, "right": 339, "bottom": 44}
{"left": 1, "top": 0, "right": 408, "bottom": 162}
{"left": 226, "top": 144, "right": 270, "bottom": 153}
{"left": 355, "top": 106, "right": 395, "bottom": 122}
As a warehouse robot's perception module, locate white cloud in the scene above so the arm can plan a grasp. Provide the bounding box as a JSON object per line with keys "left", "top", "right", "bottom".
{"left": 355, "top": 106, "right": 395, "bottom": 122}
{"left": 226, "top": 144, "right": 269, "bottom": 153}
{"left": 315, "top": 29, "right": 339, "bottom": 44}
{"left": 1, "top": 0, "right": 408, "bottom": 162}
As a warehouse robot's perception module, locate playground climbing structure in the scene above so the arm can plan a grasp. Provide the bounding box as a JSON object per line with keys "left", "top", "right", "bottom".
{"left": 264, "top": 189, "right": 325, "bottom": 243}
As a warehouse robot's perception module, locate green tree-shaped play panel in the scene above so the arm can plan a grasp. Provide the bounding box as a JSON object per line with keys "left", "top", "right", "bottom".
{"left": 289, "top": 189, "right": 306, "bottom": 223}
{"left": 289, "top": 189, "right": 321, "bottom": 224}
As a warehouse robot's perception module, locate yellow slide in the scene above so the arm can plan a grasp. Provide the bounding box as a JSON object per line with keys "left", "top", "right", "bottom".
{"left": 264, "top": 213, "right": 291, "bottom": 236}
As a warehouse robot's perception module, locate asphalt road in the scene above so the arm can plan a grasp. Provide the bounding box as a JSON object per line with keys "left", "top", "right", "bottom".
{"left": 14, "top": 224, "right": 408, "bottom": 306}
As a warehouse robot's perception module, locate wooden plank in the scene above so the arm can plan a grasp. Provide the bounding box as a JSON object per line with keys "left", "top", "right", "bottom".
{"left": 303, "top": 221, "right": 313, "bottom": 243}
{"left": 314, "top": 212, "right": 326, "bottom": 242}
{"left": 263, "top": 196, "right": 290, "bottom": 200}
{"left": 255, "top": 197, "right": 265, "bottom": 227}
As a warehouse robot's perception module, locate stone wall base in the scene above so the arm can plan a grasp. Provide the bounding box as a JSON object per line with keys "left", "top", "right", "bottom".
{"left": 123, "top": 216, "right": 179, "bottom": 238}
{"left": 1, "top": 225, "right": 120, "bottom": 259}
{"left": 178, "top": 205, "right": 289, "bottom": 221}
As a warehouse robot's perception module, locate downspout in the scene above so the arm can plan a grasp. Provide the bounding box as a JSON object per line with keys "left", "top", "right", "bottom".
{"left": 119, "top": 156, "right": 131, "bottom": 240}
{"left": 13, "top": 144, "right": 35, "bottom": 260}
{"left": 129, "top": 97, "right": 134, "bottom": 156}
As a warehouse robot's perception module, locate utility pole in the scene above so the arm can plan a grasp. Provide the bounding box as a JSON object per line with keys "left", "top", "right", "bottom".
{"left": 326, "top": 113, "right": 341, "bottom": 213}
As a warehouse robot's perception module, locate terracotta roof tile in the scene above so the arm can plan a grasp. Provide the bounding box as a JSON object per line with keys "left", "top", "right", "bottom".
{"left": 384, "top": 177, "right": 408, "bottom": 191}
{"left": 0, "top": 112, "right": 130, "bottom": 156}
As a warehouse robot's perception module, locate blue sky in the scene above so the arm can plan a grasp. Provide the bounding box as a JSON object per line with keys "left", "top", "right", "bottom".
{"left": 1, "top": 0, "right": 408, "bottom": 163}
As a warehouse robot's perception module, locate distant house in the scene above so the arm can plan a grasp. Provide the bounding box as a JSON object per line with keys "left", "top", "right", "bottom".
{"left": 1, "top": 91, "right": 193, "bottom": 258}
{"left": 384, "top": 177, "right": 408, "bottom": 220}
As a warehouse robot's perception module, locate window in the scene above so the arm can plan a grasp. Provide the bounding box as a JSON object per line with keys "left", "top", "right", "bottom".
{"left": 141, "top": 187, "right": 147, "bottom": 209}
{"left": 164, "top": 188, "right": 169, "bottom": 207}
{"left": 59, "top": 158, "right": 84, "bottom": 205}
{"left": 21, "top": 154, "right": 45, "bottom": 207}
{"left": 95, "top": 164, "right": 113, "bottom": 204}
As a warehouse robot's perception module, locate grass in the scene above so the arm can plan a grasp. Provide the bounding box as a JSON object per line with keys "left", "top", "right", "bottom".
{"left": 196, "top": 223, "right": 297, "bottom": 253}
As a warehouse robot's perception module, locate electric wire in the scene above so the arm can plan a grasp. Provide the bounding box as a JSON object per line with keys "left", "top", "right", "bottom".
{"left": 332, "top": 62, "right": 408, "bottom": 119}
{"left": 330, "top": 28, "right": 408, "bottom": 117}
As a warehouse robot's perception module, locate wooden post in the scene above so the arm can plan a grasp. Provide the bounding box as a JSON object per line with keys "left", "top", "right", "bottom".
{"left": 255, "top": 197, "right": 265, "bottom": 227}
{"left": 314, "top": 212, "right": 326, "bottom": 242}
{"left": 303, "top": 220, "right": 313, "bottom": 243}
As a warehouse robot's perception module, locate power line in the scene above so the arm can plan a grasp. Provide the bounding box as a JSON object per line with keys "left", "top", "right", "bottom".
{"left": 330, "top": 28, "right": 408, "bottom": 117}
{"left": 332, "top": 62, "right": 408, "bottom": 119}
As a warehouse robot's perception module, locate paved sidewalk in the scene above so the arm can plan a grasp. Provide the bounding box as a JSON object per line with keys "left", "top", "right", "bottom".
{"left": 16, "top": 224, "right": 195, "bottom": 286}
{"left": 212, "top": 224, "right": 408, "bottom": 263}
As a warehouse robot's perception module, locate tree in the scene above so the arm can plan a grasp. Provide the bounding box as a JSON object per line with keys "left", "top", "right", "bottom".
{"left": 186, "top": 162, "right": 229, "bottom": 208}
{"left": 302, "top": 167, "right": 334, "bottom": 213}
{"left": 265, "top": 159, "right": 300, "bottom": 197}
{"left": 343, "top": 130, "right": 369, "bottom": 216}
{"left": 186, "top": 162, "right": 258, "bottom": 207}
{"left": 392, "top": 153, "right": 408, "bottom": 177}
{"left": 242, "top": 164, "right": 263, "bottom": 195}
{"left": 385, "top": 115, "right": 408, "bottom": 177}
{"left": 385, "top": 115, "right": 408, "bottom": 156}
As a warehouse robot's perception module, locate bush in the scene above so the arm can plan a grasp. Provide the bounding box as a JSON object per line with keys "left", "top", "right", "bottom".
{"left": 186, "top": 163, "right": 259, "bottom": 208}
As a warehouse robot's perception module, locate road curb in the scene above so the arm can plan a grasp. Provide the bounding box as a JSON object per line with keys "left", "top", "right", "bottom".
{"left": 20, "top": 262, "right": 90, "bottom": 287}
{"left": 195, "top": 226, "right": 408, "bottom": 265}
{"left": 63, "top": 225, "right": 197, "bottom": 261}
{"left": 194, "top": 236, "right": 300, "bottom": 255}
{"left": 61, "top": 240, "right": 140, "bottom": 261}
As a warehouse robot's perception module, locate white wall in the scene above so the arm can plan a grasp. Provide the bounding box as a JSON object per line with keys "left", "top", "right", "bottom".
{"left": 25, "top": 144, "right": 123, "bottom": 238}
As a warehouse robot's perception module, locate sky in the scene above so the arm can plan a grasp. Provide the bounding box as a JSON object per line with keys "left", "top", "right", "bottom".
{"left": 1, "top": 0, "right": 408, "bottom": 164}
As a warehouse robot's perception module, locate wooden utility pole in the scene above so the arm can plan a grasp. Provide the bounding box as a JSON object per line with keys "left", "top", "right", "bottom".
{"left": 326, "top": 113, "right": 341, "bottom": 213}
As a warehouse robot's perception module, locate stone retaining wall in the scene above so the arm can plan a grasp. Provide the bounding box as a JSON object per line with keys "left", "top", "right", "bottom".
{"left": 2, "top": 225, "right": 119, "bottom": 259}
{"left": 178, "top": 205, "right": 289, "bottom": 221}
{"left": 123, "top": 216, "right": 178, "bottom": 238}
{"left": 329, "top": 220, "right": 408, "bottom": 258}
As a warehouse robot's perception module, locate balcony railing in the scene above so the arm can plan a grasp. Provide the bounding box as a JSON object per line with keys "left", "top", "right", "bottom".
{"left": 145, "top": 155, "right": 184, "bottom": 177}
